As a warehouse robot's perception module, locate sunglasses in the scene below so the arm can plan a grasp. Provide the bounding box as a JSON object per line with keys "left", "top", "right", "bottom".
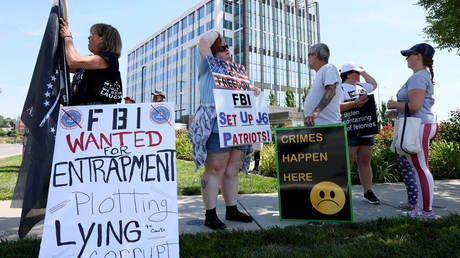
{"left": 217, "top": 44, "right": 229, "bottom": 52}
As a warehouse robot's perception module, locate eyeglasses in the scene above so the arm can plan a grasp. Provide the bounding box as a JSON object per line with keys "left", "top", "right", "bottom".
{"left": 217, "top": 44, "right": 229, "bottom": 52}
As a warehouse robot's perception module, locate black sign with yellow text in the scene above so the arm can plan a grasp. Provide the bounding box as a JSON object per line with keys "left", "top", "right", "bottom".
{"left": 275, "top": 124, "right": 353, "bottom": 222}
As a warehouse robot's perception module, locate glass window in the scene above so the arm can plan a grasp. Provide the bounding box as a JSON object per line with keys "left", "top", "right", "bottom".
{"left": 181, "top": 35, "right": 187, "bottom": 44}
{"left": 167, "top": 27, "right": 172, "bottom": 38}
{"left": 181, "top": 17, "right": 188, "bottom": 29}
{"left": 174, "top": 23, "right": 179, "bottom": 34}
{"left": 161, "top": 32, "right": 165, "bottom": 42}
{"left": 206, "top": 20, "right": 214, "bottom": 31}
{"left": 224, "top": 36, "right": 233, "bottom": 47}
{"left": 198, "top": 6, "right": 204, "bottom": 20}
{"left": 198, "top": 25, "right": 204, "bottom": 35}
{"left": 224, "top": 19, "right": 233, "bottom": 30}
{"left": 188, "top": 13, "right": 195, "bottom": 25}
{"left": 225, "top": 1, "right": 233, "bottom": 14}
{"left": 189, "top": 30, "right": 195, "bottom": 40}
{"left": 206, "top": 1, "right": 214, "bottom": 14}
{"left": 174, "top": 40, "right": 178, "bottom": 48}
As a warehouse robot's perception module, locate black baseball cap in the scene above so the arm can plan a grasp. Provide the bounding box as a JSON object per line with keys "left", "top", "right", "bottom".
{"left": 401, "top": 43, "right": 435, "bottom": 57}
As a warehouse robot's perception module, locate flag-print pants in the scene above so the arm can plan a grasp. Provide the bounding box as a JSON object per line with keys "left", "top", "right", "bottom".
{"left": 397, "top": 123, "right": 438, "bottom": 211}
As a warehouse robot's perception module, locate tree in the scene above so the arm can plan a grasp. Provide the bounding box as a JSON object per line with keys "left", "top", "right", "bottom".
{"left": 417, "top": 0, "right": 460, "bottom": 54}
{"left": 269, "top": 90, "right": 276, "bottom": 106}
{"left": 285, "top": 85, "right": 296, "bottom": 108}
{"left": 302, "top": 81, "right": 312, "bottom": 103}
{"left": 378, "top": 101, "right": 391, "bottom": 129}
{"left": 7, "top": 129, "right": 18, "bottom": 138}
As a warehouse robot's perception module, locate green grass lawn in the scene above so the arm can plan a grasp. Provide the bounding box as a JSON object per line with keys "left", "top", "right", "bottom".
{"left": 0, "top": 155, "right": 22, "bottom": 200}
{"left": 1, "top": 214, "right": 459, "bottom": 257}
{"left": 0, "top": 156, "right": 277, "bottom": 200}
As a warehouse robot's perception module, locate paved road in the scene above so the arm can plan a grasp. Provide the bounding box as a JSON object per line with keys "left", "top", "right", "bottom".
{"left": 0, "top": 143, "right": 22, "bottom": 159}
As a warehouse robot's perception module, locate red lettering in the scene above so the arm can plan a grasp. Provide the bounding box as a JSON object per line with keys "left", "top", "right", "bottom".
{"left": 134, "top": 131, "right": 145, "bottom": 147}
{"left": 262, "top": 131, "right": 267, "bottom": 141}
{"left": 257, "top": 131, "right": 262, "bottom": 141}
{"left": 99, "top": 133, "right": 112, "bottom": 148}
{"left": 84, "top": 132, "right": 101, "bottom": 150}
{"left": 232, "top": 134, "right": 239, "bottom": 145}
{"left": 251, "top": 132, "right": 257, "bottom": 142}
{"left": 66, "top": 132, "right": 85, "bottom": 153}
{"left": 145, "top": 131, "right": 162, "bottom": 147}
{"left": 112, "top": 132, "right": 132, "bottom": 146}
{"left": 237, "top": 133, "right": 243, "bottom": 143}
{"left": 243, "top": 133, "right": 249, "bottom": 144}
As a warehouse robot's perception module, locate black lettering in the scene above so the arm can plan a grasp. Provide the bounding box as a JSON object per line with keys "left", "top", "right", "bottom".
{"left": 55, "top": 220, "right": 76, "bottom": 246}
{"left": 88, "top": 109, "right": 103, "bottom": 131}
{"left": 77, "top": 222, "right": 96, "bottom": 258}
{"left": 124, "top": 220, "right": 141, "bottom": 242}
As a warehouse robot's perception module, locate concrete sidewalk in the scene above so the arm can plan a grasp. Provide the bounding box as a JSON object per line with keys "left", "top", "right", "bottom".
{"left": 1, "top": 180, "right": 459, "bottom": 240}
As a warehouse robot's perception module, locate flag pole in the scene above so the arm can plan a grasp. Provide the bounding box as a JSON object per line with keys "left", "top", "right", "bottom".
{"left": 63, "top": 0, "right": 68, "bottom": 23}
{"left": 60, "top": 0, "right": 70, "bottom": 105}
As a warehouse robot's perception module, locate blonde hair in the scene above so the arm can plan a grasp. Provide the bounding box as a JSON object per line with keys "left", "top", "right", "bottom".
{"left": 91, "top": 23, "right": 122, "bottom": 58}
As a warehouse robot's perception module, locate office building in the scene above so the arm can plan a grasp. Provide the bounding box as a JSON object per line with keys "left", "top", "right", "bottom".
{"left": 127, "top": 0, "right": 320, "bottom": 120}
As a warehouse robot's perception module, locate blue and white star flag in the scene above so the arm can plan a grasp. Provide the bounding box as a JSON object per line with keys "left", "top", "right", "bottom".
{"left": 11, "top": 0, "right": 69, "bottom": 239}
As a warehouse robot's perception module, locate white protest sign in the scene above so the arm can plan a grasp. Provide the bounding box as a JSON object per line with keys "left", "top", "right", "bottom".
{"left": 39, "top": 103, "right": 179, "bottom": 258}
{"left": 213, "top": 89, "right": 271, "bottom": 148}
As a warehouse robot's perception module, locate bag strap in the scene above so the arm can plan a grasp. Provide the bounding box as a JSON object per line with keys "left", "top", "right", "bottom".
{"left": 399, "top": 102, "right": 411, "bottom": 155}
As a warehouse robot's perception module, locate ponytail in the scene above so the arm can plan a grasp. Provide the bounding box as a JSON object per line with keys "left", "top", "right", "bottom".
{"left": 422, "top": 54, "right": 434, "bottom": 84}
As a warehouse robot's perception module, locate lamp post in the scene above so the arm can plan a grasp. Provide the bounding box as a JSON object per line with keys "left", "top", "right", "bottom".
{"left": 141, "top": 65, "right": 146, "bottom": 102}
{"left": 176, "top": 80, "right": 185, "bottom": 119}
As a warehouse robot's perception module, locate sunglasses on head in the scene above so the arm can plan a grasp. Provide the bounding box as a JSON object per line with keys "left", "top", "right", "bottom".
{"left": 217, "top": 44, "right": 229, "bottom": 52}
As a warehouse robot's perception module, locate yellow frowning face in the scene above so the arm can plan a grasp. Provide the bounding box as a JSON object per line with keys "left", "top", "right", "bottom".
{"left": 310, "top": 181, "right": 346, "bottom": 215}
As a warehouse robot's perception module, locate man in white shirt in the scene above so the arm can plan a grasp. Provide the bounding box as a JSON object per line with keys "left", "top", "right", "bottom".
{"left": 304, "top": 43, "right": 341, "bottom": 126}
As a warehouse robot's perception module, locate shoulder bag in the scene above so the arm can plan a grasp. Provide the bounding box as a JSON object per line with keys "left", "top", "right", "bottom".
{"left": 390, "top": 103, "right": 422, "bottom": 155}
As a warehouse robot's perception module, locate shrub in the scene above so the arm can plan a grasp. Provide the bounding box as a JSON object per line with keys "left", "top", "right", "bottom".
{"left": 260, "top": 142, "right": 277, "bottom": 177}
{"left": 370, "top": 124, "right": 400, "bottom": 183}
{"left": 429, "top": 140, "right": 460, "bottom": 179}
{"left": 175, "top": 129, "right": 192, "bottom": 161}
{"left": 437, "top": 109, "right": 460, "bottom": 143}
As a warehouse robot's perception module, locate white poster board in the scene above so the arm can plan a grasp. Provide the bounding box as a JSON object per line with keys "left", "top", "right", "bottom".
{"left": 39, "top": 103, "right": 179, "bottom": 258}
{"left": 213, "top": 89, "right": 271, "bottom": 148}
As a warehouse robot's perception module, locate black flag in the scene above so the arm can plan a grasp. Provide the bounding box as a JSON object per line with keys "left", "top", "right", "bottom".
{"left": 11, "top": 0, "right": 69, "bottom": 239}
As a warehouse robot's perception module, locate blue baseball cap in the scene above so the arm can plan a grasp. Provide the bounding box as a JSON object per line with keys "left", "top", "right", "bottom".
{"left": 401, "top": 43, "right": 435, "bottom": 57}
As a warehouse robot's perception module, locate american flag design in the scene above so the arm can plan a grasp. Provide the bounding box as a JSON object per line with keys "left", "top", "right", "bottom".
{"left": 207, "top": 56, "right": 253, "bottom": 91}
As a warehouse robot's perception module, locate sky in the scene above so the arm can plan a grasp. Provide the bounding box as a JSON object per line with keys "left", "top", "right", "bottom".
{"left": 0, "top": 0, "right": 458, "bottom": 121}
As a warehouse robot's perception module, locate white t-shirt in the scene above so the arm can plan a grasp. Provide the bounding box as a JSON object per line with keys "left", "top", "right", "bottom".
{"left": 341, "top": 82, "right": 375, "bottom": 102}
{"left": 303, "top": 64, "right": 341, "bottom": 125}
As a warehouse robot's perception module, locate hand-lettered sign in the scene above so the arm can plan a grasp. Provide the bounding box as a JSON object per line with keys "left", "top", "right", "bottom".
{"left": 214, "top": 89, "right": 271, "bottom": 148}
{"left": 276, "top": 124, "right": 353, "bottom": 222}
{"left": 39, "top": 103, "right": 179, "bottom": 258}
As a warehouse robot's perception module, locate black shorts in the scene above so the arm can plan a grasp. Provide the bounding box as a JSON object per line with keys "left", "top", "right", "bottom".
{"left": 347, "top": 135, "right": 375, "bottom": 147}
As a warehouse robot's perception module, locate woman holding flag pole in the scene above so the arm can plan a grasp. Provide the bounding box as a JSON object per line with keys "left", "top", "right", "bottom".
{"left": 59, "top": 17, "right": 123, "bottom": 105}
